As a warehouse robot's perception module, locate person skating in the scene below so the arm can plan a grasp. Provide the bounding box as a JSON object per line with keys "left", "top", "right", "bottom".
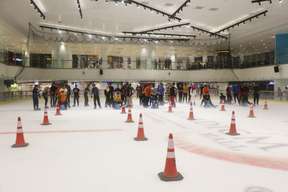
{"left": 126, "top": 84, "right": 134, "bottom": 108}
{"left": 226, "top": 85, "right": 232, "bottom": 104}
{"left": 84, "top": 85, "right": 90, "bottom": 106}
{"left": 73, "top": 84, "right": 80, "bottom": 107}
{"left": 157, "top": 83, "right": 165, "bottom": 105}
{"left": 65, "top": 84, "right": 71, "bottom": 108}
{"left": 50, "top": 82, "right": 57, "bottom": 107}
{"left": 169, "top": 83, "right": 177, "bottom": 107}
{"left": 183, "top": 83, "right": 189, "bottom": 103}
{"left": 253, "top": 85, "right": 260, "bottom": 105}
{"left": 91, "top": 83, "right": 101, "bottom": 109}
{"left": 32, "top": 84, "right": 40, "bottom": 110}
{"left": 42, "top": 86, "right": 49, "bottom": 108}
{"left": 232, "top": 83, "right": 240, "bottom": 104}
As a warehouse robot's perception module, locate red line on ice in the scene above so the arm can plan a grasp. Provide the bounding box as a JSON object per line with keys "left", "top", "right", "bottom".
{"left": 175, "top": 139, "right": 288, "bottom": 171}
{"left": 0, "top": 129, "right": 123, "bottom": 135}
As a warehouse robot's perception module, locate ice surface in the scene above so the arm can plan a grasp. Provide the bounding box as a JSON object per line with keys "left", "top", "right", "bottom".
{"left": 0, "top": 98, "right": 287, "bottom": 192}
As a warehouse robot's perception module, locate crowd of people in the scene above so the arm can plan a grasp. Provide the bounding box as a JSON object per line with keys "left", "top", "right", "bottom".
{"left": 220, "top": 83, "right": 261, "bottom": 106}
{"left": 31, "top": 81, "right": 264, "bottom": 111}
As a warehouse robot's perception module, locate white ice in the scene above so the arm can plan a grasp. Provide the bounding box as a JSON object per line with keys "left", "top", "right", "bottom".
{"left": 0, "top": 97, "right": 288, "bottom": 192}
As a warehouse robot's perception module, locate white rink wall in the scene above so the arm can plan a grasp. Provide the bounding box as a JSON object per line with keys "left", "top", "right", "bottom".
{"left": 1, "top": 63, "right": 288, "bottom": 82}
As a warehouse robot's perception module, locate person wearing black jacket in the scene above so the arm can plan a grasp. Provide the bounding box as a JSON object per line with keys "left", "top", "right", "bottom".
{"left": 65, "top": 84, "right": 71, "bottom": 108}
{"left": 32, "top": 85, "right": 40, "bottom": 110}
{"left": 84, "top": 86, "right": 90, "bottom": 106}
{"left": 91, "top": 84, "right": 101, "bottom": 109}
{"left": 50, "top": 82, "right": 57, "bottom": 107}
{"left": 73, "top": 85, "right": 80, "bottom": 107}
{"left": 253, "top": 85, "right": 260, "bottom": 105}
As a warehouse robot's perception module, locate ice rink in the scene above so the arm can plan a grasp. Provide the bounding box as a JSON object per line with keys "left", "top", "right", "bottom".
{"left": 0, "top": 98, "right": 288, "bottom": 192}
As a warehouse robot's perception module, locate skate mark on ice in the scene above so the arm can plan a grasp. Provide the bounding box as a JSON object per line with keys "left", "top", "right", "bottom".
{"left": 173, "top": 137, "right": 288, "bottom": 171}
{"left": 244, "top": 186, "right": 273, "bottom": 192}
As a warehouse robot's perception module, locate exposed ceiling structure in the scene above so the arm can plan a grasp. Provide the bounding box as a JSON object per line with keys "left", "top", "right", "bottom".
{"left": 0, "top": 0, "right": 287, "bottom": 54}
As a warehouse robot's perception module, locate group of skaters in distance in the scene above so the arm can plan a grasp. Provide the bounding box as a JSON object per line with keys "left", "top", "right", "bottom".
{"left": 31, "top": 81, "right": 263, "bottom": 111}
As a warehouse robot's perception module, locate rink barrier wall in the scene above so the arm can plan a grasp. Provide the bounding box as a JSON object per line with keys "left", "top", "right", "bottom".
{"left": 1, "top": 63, "right": 288, "bottom": 82}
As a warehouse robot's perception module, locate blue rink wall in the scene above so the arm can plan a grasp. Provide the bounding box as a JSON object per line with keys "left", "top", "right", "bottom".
{"left": 275, "top": 33, "right": 288, "bottom": 64}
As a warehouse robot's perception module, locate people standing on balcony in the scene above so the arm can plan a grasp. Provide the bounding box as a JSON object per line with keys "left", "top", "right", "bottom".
{"left": 226, "top": 85, "right": 232, "bottom": 104}
{"left": 253, "top": 84, "right": 260, "bottom": 105}
{"left": 84, "top": 85, "right": 90, "bottom": 107}
{"left": 73, "top": 84, "right": 80, "bottom": 107}
{"left": 32, "top": 84, "right": 40, "bottom": 110}
{"left": 65, "top": 84, "right": 71, "bottom": 108}
{"left": 232, "top": 83, "right": 240, "bottom": 105}
{"left": 50, "top": 82, "right": 57, "bottom": 108}
{"left": 42, "top": 86, "right": 49, "bottom": 108}
{"left": 91, "top": 83, "right": 101, "bottom": 109}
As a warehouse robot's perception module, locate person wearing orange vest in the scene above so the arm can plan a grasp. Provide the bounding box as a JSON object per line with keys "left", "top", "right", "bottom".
{"left": 143, "top": 84, "right": 152, "bottom": 107}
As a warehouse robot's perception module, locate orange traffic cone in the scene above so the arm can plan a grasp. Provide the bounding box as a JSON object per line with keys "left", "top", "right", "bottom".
{"left": 263, "top": 100, "right": 268, "bottom": 110}
{"left": 55, "top": 104, "right": 62, "bottom": 116}
{"left": 226, "top": 111, "right": 239, "bottom": 136}
{"left": 125, "top": 108, "right": 134, "bottom": 123}
{"left": 121, "top": 106, "right": 126, "bottom": 114}
{"left": 187, "top": 103, "right": 195, "bottom": 120}
{"left": 41, "top": 107, "right": 52, "bottom": 125}
{"left": 134, "top": 113, "right": 148, "bottom": 141}
{"left": 158, "top": 133, "right": 183, "bottom": 181}
{"left": 220, "top": 100, "right": 225, "bottom": 111}
{"left": 168, "top": 102, "right": 173, "bottom": 113}
{"left": 11, "top": 117, "right": 29, "bottom": 148}
{"left": 248, "top": 104, "right": 256, "bottom": 118}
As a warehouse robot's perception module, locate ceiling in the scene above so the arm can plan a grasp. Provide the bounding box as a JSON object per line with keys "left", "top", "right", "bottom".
{"left": 0, "top": 0, "right": 287, "bottom": 54}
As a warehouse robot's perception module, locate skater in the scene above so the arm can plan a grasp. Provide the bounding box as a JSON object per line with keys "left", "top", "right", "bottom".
{"left": 73, "top": 84, "right": 80, "bottom": 107}
{"left": 169, "top": 83, "right": 177, "bottom": 107}
{"left": 32, "top": 84, "right": 40, "bottom": 110}
{"left": 42, "top": 86, "right": 49, "bottom": 108}
{"left": 65, "top": 84, "right": 71, "bottom": 108}
{"left": 226, "top": 85, "right": 232, "bottom": 104}
{"left": 253, "top": 85, "right": 260, "bottom": 105}
{"left": 183, "top": 83, "right": 189, "bottom": 103}
{"left": 91, "top": 83, "right": 101, "bottom": 109}
{"left": 50, "top": 82, "right": 57, "bottom": 107}
{"left": 157, "top": 83, "right": 165, "bottom": 105}
{"left": 232, "top": 83, "right": 240, "bottom": 104}
{"left": 143, "top": 84, "right": 152, "bottom": 107}
{"left": 201, "top": 85, "right": 216, "bottom": 108}
{"left": 84, "top": 85, "right": 90, "bottom": 106}
{"left": 126, "top": 84, "right": 134, "bottom": 108}
{"left": 177, "top": 82, "right": 183, "bottom": 103}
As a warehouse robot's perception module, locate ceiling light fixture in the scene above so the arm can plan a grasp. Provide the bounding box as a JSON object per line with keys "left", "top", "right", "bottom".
{"left": 76, "top": 0, "right": 83, "bottom": 19}
{"left": 123, "top": 22, "right": 190, "bottom": 34}
{"left": 122, "top": 31, "right": 196, "bottom": 39}
{"left": 169, "top": 0, "right": 191, "bottom": 18}
{"left": 30, "top": 0, "right": 46, "bottom": 20}
{"left": 39, "top": 25, "right": 190, "bottom": 42}
{"left": 107, "top": 0, "right": 182, "bottom": 21}
{"left": 251, "top": 0, "right": 272, "bottom": 5}
{"left": 214, "top": 10, "right": 268, "bottom": 34}
{"left": 190, "top": 25, "right": 228, "bottom": 39}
